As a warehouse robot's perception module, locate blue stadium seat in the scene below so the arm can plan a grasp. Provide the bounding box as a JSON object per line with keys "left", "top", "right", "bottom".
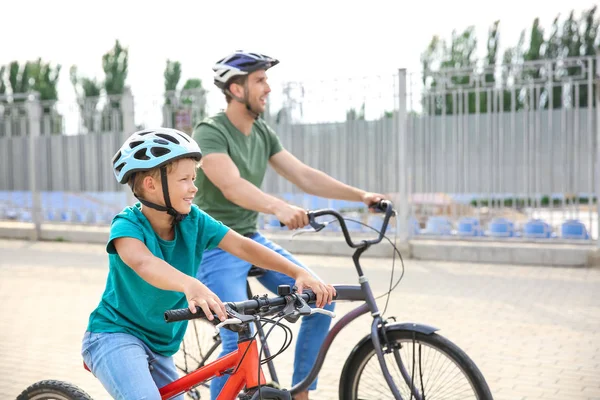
{"left": 522, "top": 219, "right": 552, "bottom": 238}
{"left": 488, "top": 218, "right": 515, "bottom": 237}
{"left": 457, "top": 217, "right": 483, "bottom": 237}
{"left": 560, "top": 219, "right": 589, "bottom": 239}
{"left": 422, "top": 216, "right": 453, "bottom": 235}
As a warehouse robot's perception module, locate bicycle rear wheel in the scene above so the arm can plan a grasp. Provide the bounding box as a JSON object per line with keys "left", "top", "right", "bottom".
{"left": 17, "top": 380, "right": 93, "bottom": 400}
{"left": 339, "top": 330, "right": 492, "bottom": 400}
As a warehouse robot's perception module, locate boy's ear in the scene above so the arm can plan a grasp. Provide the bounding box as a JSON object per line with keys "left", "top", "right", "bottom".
{"left": 143, "top": 175, "right": 158, "bottom": 192}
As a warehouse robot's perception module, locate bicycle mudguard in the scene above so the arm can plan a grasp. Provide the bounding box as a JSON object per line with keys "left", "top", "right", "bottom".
{"left": 339, "top": 321, "right": 439, "bottom": 383}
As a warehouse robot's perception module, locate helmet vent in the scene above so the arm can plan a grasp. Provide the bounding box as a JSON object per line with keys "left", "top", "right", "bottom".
{"left": 115, "top": 162, "right": 126, "bottom": 173}
{"left": 173, "top": 131, "right": 190, "bottom": 143}
{"left": 112, "top": 151, "right": 122, "bottom": 165}
{"left": 156, "top": 134, "right": 179, "bottom": 144}
{"left": 134, "top": 148, "right": 150, "bottom": 161}
{"left": 129, "top": 140, "right": 144, "bottom": 149}
{"left": 150, "top": 147, "right": 171, "bottom": 157}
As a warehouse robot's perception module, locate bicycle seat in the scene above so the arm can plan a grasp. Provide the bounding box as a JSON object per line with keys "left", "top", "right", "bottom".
{"left": 248, "top": 265, "right": 266, "bottom": 278}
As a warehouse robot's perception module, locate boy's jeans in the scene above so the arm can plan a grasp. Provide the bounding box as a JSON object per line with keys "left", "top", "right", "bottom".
{"left": 81, "top": 331, "right": 184, "bottom": 400}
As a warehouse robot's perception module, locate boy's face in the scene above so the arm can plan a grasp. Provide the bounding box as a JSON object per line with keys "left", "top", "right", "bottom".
{"left": 146, "top": 158, "right": 199, "bottom": 214}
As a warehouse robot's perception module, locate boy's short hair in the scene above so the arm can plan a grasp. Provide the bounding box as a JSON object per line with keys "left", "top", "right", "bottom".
{"left": 129, "top": 156, "right": 201, "bottom": 196}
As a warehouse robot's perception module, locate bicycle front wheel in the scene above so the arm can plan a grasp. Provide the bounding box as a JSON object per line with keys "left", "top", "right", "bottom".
{"left": 339, "top": 330, "right": 492, "bottom": 400}
{"left": 17, "top": 380, "right": 93, "bottom": 400}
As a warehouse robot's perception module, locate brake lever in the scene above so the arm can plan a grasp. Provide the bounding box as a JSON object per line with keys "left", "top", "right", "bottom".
{"left": 216, "top": 318, "right": 243, "bottom": 329}
{"left": 310, "top": 308, "right": 336, "bottom": 318}
{"left": 279, "top": 292, "right": 313, "bottom": 323}
{"left": 308, "top": 214, "right": 326, "bottom": 232}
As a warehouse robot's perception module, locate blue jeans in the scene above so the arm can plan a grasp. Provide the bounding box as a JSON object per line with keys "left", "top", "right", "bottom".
{"left": 81, "top": 331, "right": 184, "bottom": 400}
{"left": 197, "top": 232, "right": 336, "bottom": 399}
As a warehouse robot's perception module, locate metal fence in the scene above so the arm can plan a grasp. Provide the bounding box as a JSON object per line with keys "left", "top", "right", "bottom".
{"left": 407, "top": 56, "right": 599, "bottom": 241}
{"left": 0, "top": 56, "right": 598, "bottom": 244}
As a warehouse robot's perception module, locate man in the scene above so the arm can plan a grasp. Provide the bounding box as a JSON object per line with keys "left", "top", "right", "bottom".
{"left": 193, "top": 50, "right": 385, "bottom": 400}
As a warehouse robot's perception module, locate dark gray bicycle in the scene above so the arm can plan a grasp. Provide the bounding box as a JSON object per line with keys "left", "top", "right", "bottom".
{"left": 173, "top": 200, "right": 493, "bottom": 399}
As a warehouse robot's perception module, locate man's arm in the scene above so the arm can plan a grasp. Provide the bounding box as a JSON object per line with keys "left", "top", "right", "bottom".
{"left": 200, "top": 153, "right": 309, "bottom": 229}
{"left": 270, "top": 150, "right": 377, "bottom": 202}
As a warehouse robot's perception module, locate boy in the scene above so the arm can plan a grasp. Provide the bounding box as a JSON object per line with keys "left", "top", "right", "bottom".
{"left": 81, "top": 128, "right": 335, "bottom": 400}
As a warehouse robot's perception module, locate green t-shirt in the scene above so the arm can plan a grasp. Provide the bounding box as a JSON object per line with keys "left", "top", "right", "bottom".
{"left": 86, "top": 203, "right": 229, "bottom": 356}
{"left": 192, "top": 112, "right": 283, "bottom": 235}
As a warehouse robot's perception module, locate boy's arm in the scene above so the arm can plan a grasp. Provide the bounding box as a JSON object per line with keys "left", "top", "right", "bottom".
{"left": 113, "top": 237, "right": 227, "bottom": 320}
{"left": 217, "top": 230, "right": 336, "bottom": 308}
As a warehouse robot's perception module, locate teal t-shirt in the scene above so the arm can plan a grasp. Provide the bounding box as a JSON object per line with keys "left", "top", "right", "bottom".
{"left": 86, "top": 203, "right": 229, "bottom": 356}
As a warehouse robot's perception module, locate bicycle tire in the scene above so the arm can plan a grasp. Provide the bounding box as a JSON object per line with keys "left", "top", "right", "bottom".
{"left": 339, "top": 330, "right": 493, "bottom": 400}
{"left": 17, "top": 380, "right": 93, "bottom": 400}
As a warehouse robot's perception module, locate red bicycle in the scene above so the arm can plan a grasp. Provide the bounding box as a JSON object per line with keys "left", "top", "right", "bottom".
{"left": 18, "top": 200, "right": 493, "bottom": 400}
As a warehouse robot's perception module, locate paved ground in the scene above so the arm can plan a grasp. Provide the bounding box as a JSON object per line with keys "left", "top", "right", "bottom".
{"left": 1, "top": 238, "right": 599, "bottom": 399}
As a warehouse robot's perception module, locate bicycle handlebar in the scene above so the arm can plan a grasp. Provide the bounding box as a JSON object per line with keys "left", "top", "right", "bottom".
{"left": 307, "top": 199, "right": 395, "bottom": 249}
{"left": 164, "top": 290, "right": 319, "bottom": 323}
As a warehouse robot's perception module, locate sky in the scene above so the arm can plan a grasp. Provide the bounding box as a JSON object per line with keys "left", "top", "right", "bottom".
{"left": 2, "top": 0, "right": 598, "bottom": 130}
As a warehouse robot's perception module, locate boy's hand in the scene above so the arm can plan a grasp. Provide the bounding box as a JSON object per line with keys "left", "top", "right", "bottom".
{"left": 294, "top": 271, "right": 336, "bottom": 308}
{"left": 183, "top": 279, "right": 228, "bottom": 322}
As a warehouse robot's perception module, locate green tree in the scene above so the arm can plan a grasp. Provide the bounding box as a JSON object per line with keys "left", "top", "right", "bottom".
{"left": 70, "top": 65, "right": 102, "bottom": 132}
{"left": 346, "top": 103, "right": 365, "bottom": 120}
{"left": 481, "top": 20, "right": 500, "bottom": 113}
{"left": 0, "top": 66, "right": 6, "bottom": 95}
{"left": 28, "top": 58, "right": 61, "bottom": 101}
{"left": 164, "top": 60, "right": 181, "bottom": 108}
{"left": 578, "top": 6, "right": 598, "bottom": 107}
{"left": 164, "top": 60, "right": 181, "bottom": 92}
{"left": 101, "top": 40, "right": 129, "bottom": 132}
{"left": 8, "top": 61, "right": 30, "bottom": 97}
{"left": 103, "top": 40, "right": 128, "bottom": 95}
{"left": 421, "top": 26, "right": 477, "bottom": 115}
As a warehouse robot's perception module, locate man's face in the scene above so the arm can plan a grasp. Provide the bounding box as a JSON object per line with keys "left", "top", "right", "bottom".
{"left": 243, "top": 69, "right": 271, "bottom": 114}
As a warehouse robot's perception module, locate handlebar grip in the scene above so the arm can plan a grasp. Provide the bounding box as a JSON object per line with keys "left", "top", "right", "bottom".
{"left": 164, "top": 307, "right": 213, "bottom": 323}
{"left": 369, "top": 199, "right": 391, "bottom": 213}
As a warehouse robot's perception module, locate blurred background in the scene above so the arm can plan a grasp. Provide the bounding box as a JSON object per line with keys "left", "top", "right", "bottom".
{"left": 1, "top": 0, "right": 599, "bottom": 244}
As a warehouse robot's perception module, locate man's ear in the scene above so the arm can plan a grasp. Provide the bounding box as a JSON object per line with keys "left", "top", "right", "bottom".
{"left": 229, "top": 82, "right": 245, "bottom": 99}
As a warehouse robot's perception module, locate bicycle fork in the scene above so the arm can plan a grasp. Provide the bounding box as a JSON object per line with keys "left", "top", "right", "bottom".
{"left": 371, "top": 317, "right": 424, "bottom": 400}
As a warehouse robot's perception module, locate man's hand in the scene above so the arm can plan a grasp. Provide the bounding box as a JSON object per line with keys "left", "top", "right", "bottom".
{"left": 361, "top": 192, "right": 386, "bottom": 211}
{"left": 183, "top": 278, "right": 228, "bottom": 321}
{"left": 275, "top": 203, "right": 309, "bottom": 230}
{"left": 294, "top": 271, "right": 336, "bottom": 308}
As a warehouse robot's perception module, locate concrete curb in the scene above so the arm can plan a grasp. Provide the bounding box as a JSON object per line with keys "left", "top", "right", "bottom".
{"left": 1, "top": 221, "right": 597, "bottom": 267}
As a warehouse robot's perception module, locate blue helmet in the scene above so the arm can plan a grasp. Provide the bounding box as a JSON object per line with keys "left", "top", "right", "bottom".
{"left": 112, "top": 128, "right": 202, "bottom": 184}
{"left": 213, "top": 50, "right": 279, "bottom": 91}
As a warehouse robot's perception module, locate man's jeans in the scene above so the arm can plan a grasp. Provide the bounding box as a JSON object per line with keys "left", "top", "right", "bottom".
{"left": 197, "top": 232, "right": 336, "bottom": 399}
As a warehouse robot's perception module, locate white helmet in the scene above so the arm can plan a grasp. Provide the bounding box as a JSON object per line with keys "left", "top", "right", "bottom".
{"left": 213, "top": 50, "right": 279, "bottom": 91}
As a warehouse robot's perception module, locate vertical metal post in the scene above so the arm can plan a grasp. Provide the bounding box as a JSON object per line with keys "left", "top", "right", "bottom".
{"left": 595, "top": 56, "right": 600, "bottom": 246}
{"left": 396, "top": 69, "right": 409, "bottom": 243}
{"left": 121, "top": 88, "right": 137, "bottom": 207}
{"left": 27, "top": 94, "right": 42, "bottom": 241}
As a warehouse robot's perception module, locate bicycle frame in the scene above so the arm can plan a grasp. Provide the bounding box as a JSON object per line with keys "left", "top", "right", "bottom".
{"left": 160, "top": 332, "right": 267, "bottom": 400}
{"left": 164, "top": 201, "right": 431, "bottom": 399}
